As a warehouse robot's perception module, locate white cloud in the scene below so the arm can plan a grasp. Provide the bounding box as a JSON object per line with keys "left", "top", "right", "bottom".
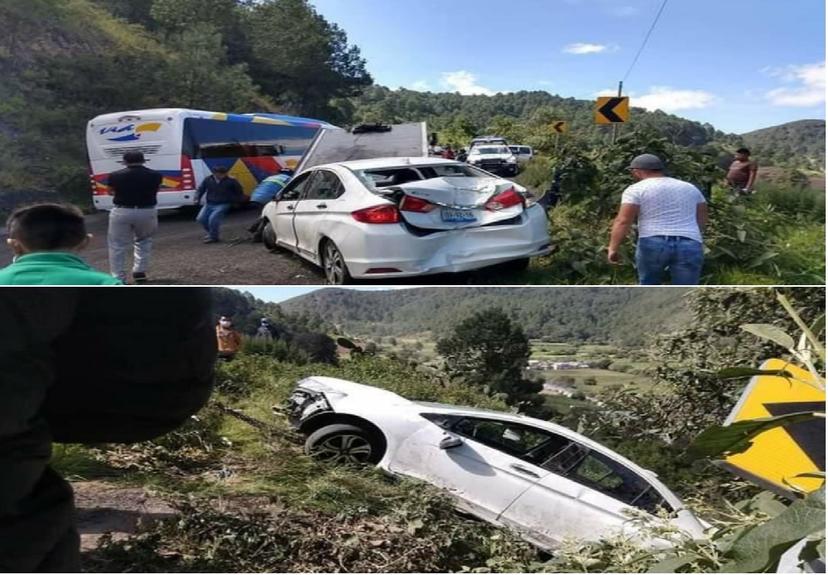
{"left": 441, "top": 71, "right": 495, "bottom": 96}
{"left": 563, "top": 42, "right": 615, "bottom": 55}
{"left": 764, "top": 62, "right": 825, "bottom": 107}
{"left": 631, "top": 87, "right": 717, "bottom": 112}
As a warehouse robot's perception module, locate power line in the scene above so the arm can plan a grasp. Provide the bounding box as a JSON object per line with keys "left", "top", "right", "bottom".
{"left": 622, "top": 0, "right": 670, "bottom": 84}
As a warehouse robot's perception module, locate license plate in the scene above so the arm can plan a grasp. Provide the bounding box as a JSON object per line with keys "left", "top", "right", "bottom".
{"left": 441, "top": 208, "right": 477, "bottom": 223}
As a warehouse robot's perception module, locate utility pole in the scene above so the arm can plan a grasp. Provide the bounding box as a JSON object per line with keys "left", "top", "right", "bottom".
{"left": 612, "top": 81, "right": 623, "bottom": 145}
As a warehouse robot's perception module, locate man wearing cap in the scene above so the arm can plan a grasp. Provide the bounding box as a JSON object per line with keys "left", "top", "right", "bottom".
{"left": 195, "top": 166, "right": 246, "bottom": 244}
{"left": 608, "top": 153, "right": 708, "bottom": 285}
{"left": 107, "top": 151, "right": 163, "bottom": 283}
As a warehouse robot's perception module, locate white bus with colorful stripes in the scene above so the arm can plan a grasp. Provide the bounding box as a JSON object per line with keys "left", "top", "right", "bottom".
{"left": 86, "top": 108, "right": 336, "bottom": 210}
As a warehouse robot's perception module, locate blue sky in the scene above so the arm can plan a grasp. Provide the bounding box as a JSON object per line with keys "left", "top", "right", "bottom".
{"left": 311, "top": 0, "right": 825, "bottom": 133}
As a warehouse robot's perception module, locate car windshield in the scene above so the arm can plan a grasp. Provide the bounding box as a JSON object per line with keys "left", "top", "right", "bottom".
{"left": 476, "top": 146, "right": 509, "bottom": 155}
{"left": 352, "top": 163, "right": 492, "bottom": 189}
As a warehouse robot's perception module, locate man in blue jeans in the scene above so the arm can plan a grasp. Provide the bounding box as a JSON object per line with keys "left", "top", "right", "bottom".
{"left": 608, "top": 154, "right": 708, "bottom": 285}
{"left": 195, "top": 166, "right": 246, "bottom": 243}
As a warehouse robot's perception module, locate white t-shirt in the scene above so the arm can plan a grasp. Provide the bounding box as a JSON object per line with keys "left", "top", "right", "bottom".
{"left": 621, "top": 177, "right": 706, "bottom": 242}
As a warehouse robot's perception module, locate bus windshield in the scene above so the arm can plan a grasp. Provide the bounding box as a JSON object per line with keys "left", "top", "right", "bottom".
{"left": 182, "top": 118, "right": 319, "bottom": 159}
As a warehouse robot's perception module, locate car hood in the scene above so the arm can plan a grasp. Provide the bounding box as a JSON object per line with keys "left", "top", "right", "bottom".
{"left": 297, "top": 376, "right": 411, "bottom": 406}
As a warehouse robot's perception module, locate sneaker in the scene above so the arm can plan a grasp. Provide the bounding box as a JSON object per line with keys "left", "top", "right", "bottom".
{"left": 203, "top": 238, "right": 220, "bottom": 244}
{"left": 132, "top": 271, "right": 148, "bottom": 284}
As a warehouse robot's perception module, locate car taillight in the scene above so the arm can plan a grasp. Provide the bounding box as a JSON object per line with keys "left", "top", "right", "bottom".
{"left": 181, "top": 154, "right": 194, "bottom": 190}
{"left": 351, "top": 204, "right": 401, "bottom": 224}
{"left": 485, "top": 188, "right": 524, "bottom": 211}
{"left": 400, "top": 195, "right": 436, "bottom": 213}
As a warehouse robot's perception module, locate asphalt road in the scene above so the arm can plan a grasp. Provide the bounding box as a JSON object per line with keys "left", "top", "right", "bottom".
{"left": 0, "top": 207, "right": 525, "bottom": 285}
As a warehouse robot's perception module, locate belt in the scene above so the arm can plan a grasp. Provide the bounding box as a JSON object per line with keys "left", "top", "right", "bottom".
{"left": 114, "top": 205, "right": 156, "bottom": 209}
{"left": 647, "top": 235, "right": 695, "bottom": 241}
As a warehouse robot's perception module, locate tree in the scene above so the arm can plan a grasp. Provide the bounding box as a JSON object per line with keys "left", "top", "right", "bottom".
{"left": 292, "top": 332, "right": 337, "bottom": 365}
{"left": 244, "top": 0, "right": 371, "bottom": 119}
{"left": 160, "top": 23, "right": 260, "bottom": 111}
{"left": 436, "top": 308, "right": 545, "bottom": 413}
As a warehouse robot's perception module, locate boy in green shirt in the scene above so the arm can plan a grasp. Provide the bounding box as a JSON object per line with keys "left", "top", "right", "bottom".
{"left": 1, "top": 203, "right": 121, "bottom": 285}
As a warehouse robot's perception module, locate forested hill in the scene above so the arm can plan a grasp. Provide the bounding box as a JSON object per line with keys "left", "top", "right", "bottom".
{"left": 742, "top": 119, "right": 826, "bottom": 170}
{"left": 350, "top": 86, "right": 733, "bottom": 149}
{"left": 279, "top": 287, "right": 691, "bottom": 346}
{"left": 0, "top": 0, "right": 372, "bottom": 211}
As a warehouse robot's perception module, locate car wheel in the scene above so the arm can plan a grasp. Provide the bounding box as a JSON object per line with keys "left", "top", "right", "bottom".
{"left": 262, "top": 220, "right": 278, "bottom": 250}
{"left": 305, "top": 424, "right": 383, "bottom": 465}
{"left": 321, "top": 240, "right": 352, "bottom": 285}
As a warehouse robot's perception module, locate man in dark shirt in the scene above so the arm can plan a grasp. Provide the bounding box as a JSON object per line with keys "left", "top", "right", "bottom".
{"left": 195, "top": 166, "right": 246, "bottom": 243}
{"left": 106, "top": 151, "right": 163, "bottom": 283}
{"left": 726, "top": 148, "right": 759, "bottom": 196}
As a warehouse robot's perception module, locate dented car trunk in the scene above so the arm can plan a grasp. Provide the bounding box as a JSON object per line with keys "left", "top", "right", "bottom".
{"left": 390, "top": 177, "right": 526, "bottom": 231}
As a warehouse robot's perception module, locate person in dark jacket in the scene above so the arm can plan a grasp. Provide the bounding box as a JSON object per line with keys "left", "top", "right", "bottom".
{"left": 195, "top": 166, "right": 246, "bottom": 243}
{"left": 107, "top": 151, "right": 163, "bottom": 283}
{"left": 0, "top": 288, "right": 216, "bottom": 572}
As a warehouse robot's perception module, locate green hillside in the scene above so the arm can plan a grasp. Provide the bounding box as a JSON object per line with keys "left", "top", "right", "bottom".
{"left": 742, "top": 119, "right": 825, "bottom": 170}
{"left": 279, "top": 287, "right": 691, "bottom": 345}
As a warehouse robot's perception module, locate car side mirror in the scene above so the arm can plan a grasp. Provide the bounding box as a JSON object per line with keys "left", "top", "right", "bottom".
{"left": 439, "top": 435, "right": 463, "bottom": 450}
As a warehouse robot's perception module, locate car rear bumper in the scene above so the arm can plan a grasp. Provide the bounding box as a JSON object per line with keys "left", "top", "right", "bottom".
{"left": 344, "top": 204, "right": 551, "bottom": 279}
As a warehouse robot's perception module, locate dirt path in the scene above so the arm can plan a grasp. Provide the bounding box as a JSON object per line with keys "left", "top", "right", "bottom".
{"left": 73, "top": 480, "right": 176, "bottom": 551}
{"left": 0, "top": 208, "right": 324, "bottom": 285}
{"left": 0, "top": 208, "right": 523, "bottom": 285}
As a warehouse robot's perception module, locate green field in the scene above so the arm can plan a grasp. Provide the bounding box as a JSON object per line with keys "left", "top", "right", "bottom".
{"left": 539, "top": 368, "right": 655, "bottom": 393}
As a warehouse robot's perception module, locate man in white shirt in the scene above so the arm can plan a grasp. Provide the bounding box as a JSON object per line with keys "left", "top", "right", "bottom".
{"left": 608, "top": 154, "right": 708, "bottom": 285}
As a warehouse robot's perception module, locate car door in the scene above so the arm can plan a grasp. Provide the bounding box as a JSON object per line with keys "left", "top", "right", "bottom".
{"left": 292, "top": 169, "right": 346, "bottom": 261}
{"left": 388, "top": 414, "right": 554, "bottom": 524}
{"left": 272, "top": 171, "right": 315, "bottom": 251}
{"left": 499, "top": 439, "right": 671, "bottom": 548}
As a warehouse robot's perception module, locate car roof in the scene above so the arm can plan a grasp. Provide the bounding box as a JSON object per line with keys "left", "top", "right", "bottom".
{"left": 313, "top": 157, "right": 461, "bottom": 171}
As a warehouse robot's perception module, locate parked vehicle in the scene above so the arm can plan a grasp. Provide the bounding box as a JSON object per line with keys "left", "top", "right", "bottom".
{"left": 509, "top": 145, "right": 535, "bottom": 165}
{"left": 287, "top": 377, "right": 707, "bottom": 550}
{"left": 87, "top": 108, "right": 334, "bottom": 210}
{"left": 470, "top": 135, "right": 509, "bottom": 149}
{"left": 467, "top": 145, "right": 520, "bottom": 176}
{"left": 260, "top": 157, "right": 551, "bottom": 284}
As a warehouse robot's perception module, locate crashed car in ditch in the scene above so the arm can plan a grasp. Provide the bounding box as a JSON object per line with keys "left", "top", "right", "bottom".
{"left": 260, "top": 157, "right": 551, "bottom": 284}
{"left": 286, "top": 377, "right": 707, "bottom": 550}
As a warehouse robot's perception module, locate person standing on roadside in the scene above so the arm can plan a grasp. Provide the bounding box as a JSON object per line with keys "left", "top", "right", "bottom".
{"left": 608, "top": 154, "right": 708, "bottom": 285}
{"left": 195, "top": 166, "right": 246, "bottom": 244}
{"left": 726, "top": 147, "right": 759, "bottom": 196}
{"left": 107, "top": 151, "right": 162, "bottom": 284}
{"left": 216, "top": 315, "right": 243, "bottom": 360}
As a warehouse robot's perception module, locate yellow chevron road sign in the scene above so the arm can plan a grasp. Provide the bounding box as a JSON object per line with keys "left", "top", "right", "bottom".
{"left": 722, "top": 358, "right": 825, "bottom": 496}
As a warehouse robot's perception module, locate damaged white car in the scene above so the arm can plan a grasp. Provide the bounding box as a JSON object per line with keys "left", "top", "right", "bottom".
{"left": 286, "top": 377, "right": 707, "bottom": 550}
{"left": 260, "top": 157, "right": 551, "bottom": 284}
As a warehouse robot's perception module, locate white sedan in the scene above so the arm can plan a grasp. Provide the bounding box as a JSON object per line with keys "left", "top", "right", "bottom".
{"left": 260, "top": 157, "right": 551, "bottom": 284}
{"left": 286, "top": 377, "right": 707, "bottom": 550}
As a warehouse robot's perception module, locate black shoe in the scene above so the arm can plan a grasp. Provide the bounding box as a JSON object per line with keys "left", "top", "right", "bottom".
{"left": 132, "top": 272, "right": 148, "bottom": 284}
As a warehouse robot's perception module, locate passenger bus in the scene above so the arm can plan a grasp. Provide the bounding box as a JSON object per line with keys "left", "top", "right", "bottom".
{"left": 87, "top": 108, "right": 336, "bottom": 210}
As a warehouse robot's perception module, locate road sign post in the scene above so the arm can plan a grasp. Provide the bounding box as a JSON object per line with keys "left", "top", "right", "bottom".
{"left": 595, "top": 83, "right": 629, "bottom": 145}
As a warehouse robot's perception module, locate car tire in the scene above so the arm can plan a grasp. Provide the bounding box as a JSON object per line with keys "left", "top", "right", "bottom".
{"left": 304, "top": 423, "right": 384, "bottom": 465}
{"left": 321, "top": 239, "right": 352, "bottom": 285}
{"left": 262, "top": 220, "right": 278, "bottom": 251}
